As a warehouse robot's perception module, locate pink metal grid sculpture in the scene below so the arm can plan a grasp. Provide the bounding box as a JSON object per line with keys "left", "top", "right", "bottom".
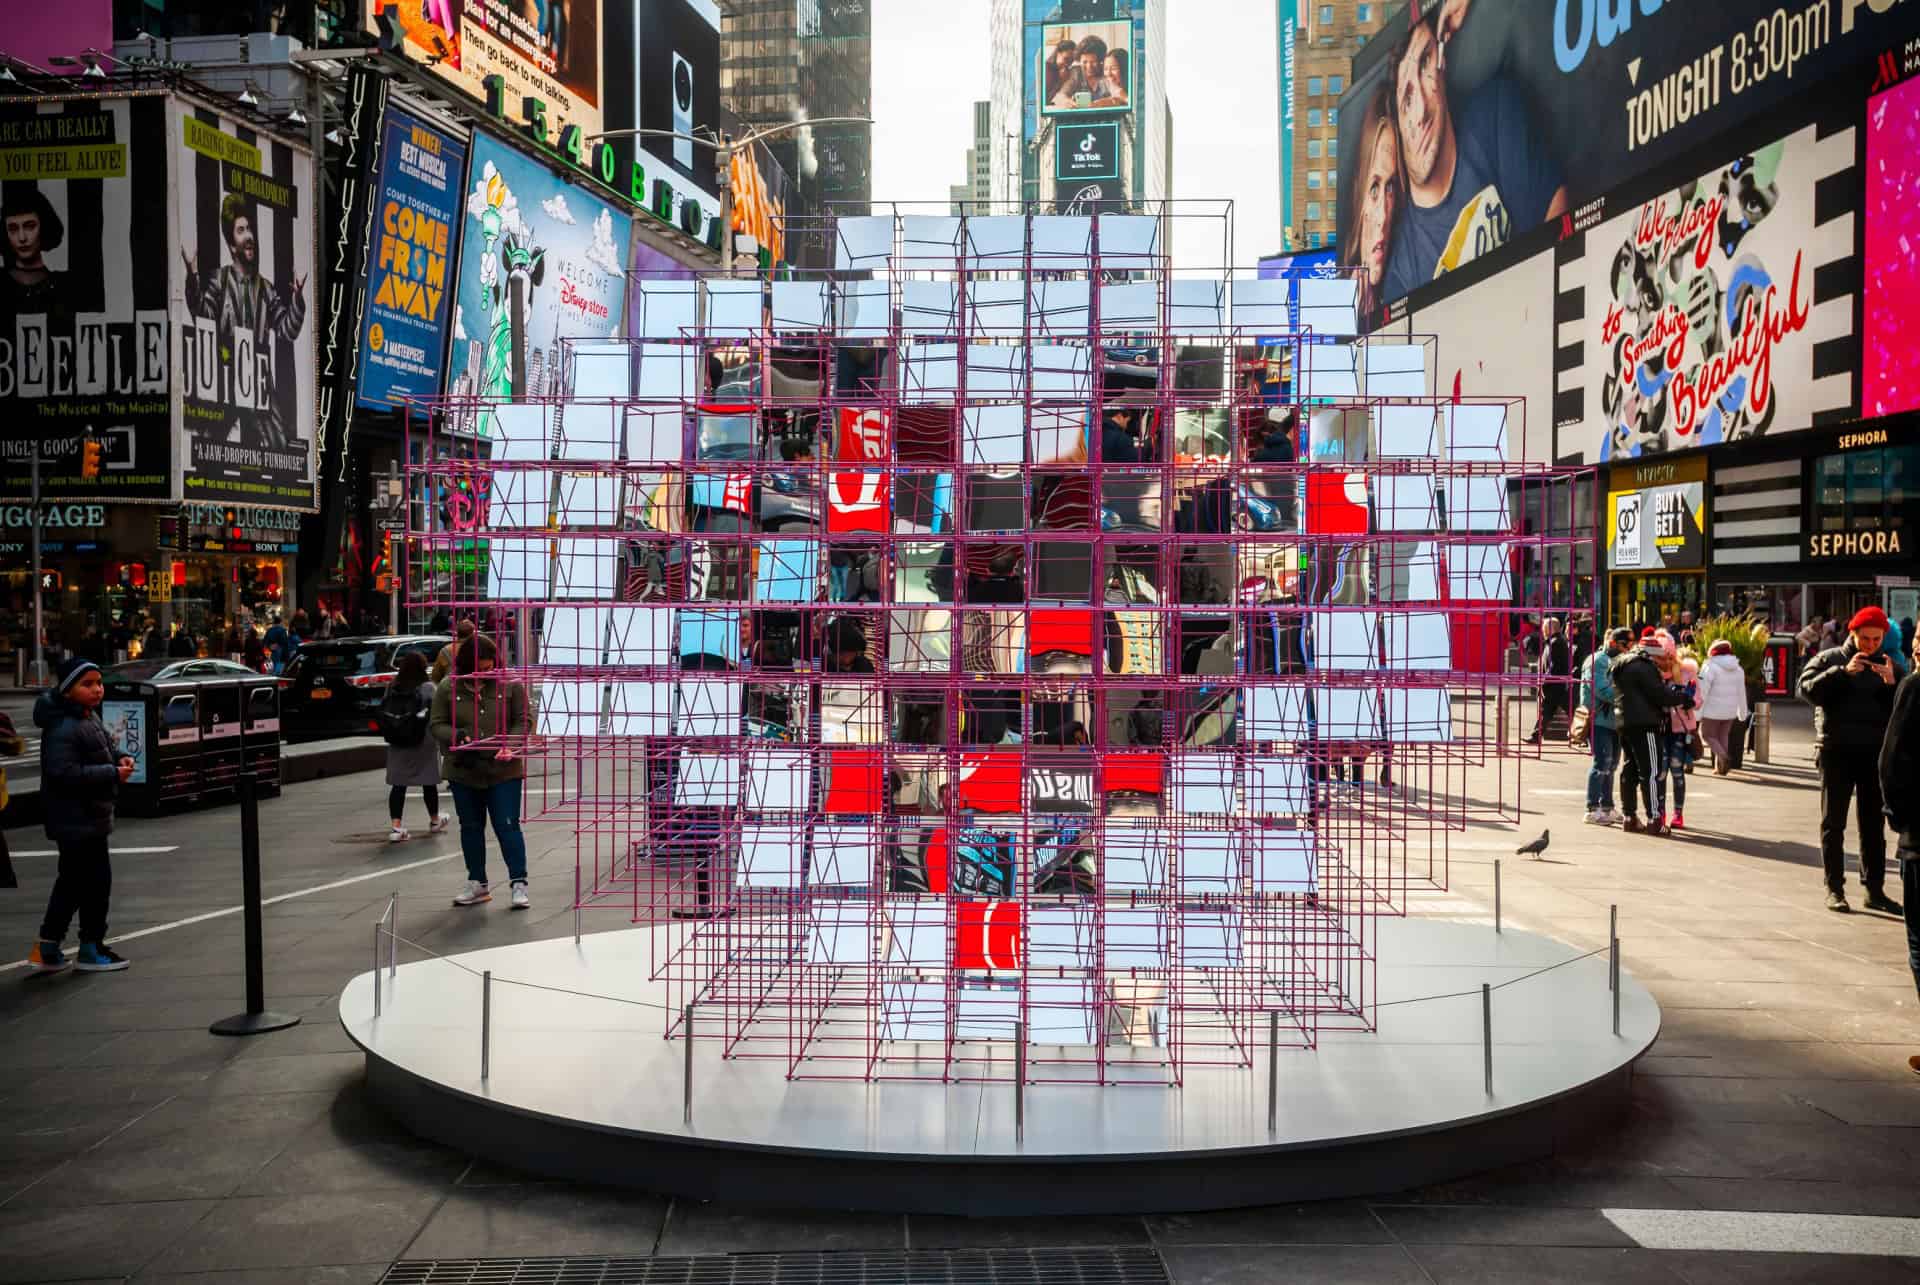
{"left": 405, "top": 205, "right": 1590, "bottom": 1086}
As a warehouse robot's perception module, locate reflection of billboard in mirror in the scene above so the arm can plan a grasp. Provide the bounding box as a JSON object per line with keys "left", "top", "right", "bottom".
{"left": 1038, "top": 21, "right": 1133, "bottom": 117}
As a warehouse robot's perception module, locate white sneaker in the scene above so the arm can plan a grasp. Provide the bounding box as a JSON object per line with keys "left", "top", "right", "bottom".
{"left": 452, "top": 880, "right": 491, "bottom": 907}
{"left": 1583, "top": 810, "right": 1602, "bottom": 824}
{"left": 509, "top": 881, "right": 530, "bottom": 911}
{"left": 429, "top": 814, "right": 449, "bottom": 835}
{"left": 389, "top": 824, "right": 410, "bottom": 843}
{"left": 1597, "top": 809, "right": 1619, "bottom": 826}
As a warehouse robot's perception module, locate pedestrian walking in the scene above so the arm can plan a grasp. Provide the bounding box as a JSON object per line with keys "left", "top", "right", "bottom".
{"left": 0, "top": 708, "right": 23, "bottom": 890}
{"left": 1697, "top": 639, "right": 1751, "bottom": 775}
{"left": 1879, "top": 630, "right": 1920, "bottom": 1075}
{"left": 27, "top": 658, "right": 135, "bottom": 973}
{"left": 1798, "top": 606, "right": 1902, "bottom": 915}
{"left": 1581, "top": 627, "right": 1630, "bottom": 825}
{"left": 379, "top": 651, "right": 445, "bottom": 842}
{"left": 1612, "top": 634, "right": 1688, "bottom": 836}
{"left": 1526, "top": 617, "right": 1572, "bottom": 744}
{"left": 431, "top": 618, "right": 475, "bottom": 685}
{"left": 431, "top": 633, "right": 531, "bottom": 909}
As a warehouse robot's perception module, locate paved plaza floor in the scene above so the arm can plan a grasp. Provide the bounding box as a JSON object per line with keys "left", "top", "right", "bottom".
{"left": 2, "top": 706, "right": 1918, "bottom": 1283}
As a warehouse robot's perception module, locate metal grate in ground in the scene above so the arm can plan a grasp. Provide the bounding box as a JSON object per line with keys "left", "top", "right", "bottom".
{"left": 380, "top": 1249, "right": 1169, "bottom": 1285}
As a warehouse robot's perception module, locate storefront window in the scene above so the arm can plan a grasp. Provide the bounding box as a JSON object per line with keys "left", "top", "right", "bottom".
{"left": 1813, "top": 444, "right": 1916, "bottom": 539}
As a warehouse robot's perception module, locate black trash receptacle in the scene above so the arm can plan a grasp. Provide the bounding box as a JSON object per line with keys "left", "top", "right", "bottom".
{"left": 101, "top": 680, "right": 205, "bottom": 815}
{"left": 201, "top": 677, "right": 282, "bottom": 801}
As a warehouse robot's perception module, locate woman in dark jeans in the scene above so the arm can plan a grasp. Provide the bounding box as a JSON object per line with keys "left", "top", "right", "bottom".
{"left": 430, "top": 634, "right": 531, "bottom": 909}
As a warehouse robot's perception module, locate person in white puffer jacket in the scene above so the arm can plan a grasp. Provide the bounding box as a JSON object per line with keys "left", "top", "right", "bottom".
{"left": 1696, "top": 640, "right": 1751, "bottom": 776}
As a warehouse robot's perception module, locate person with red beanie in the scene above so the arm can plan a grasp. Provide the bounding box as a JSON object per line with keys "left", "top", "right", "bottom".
{"left": 1798, "top": 605, "right": 1902, "bottom": 915}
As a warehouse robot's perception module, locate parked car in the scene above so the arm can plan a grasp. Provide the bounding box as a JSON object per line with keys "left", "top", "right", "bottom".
{"left": 279, "top": 634, "right": 451, "bottom": 742}
{"left": 106, "top": 657, "right": 263, "bottom": 684}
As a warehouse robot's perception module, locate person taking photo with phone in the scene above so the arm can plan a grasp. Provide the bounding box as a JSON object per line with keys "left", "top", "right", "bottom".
{"left": 1799, "top": 606, "right": 1902, "bottom": 916}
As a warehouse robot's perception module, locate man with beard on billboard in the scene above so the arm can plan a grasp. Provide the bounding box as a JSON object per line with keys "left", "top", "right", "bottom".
{"left": 181, "top": 194, "right": 308, "bottom": 453}
{"left": 1380, "top": 3, "right": 1566, "bottom": 303}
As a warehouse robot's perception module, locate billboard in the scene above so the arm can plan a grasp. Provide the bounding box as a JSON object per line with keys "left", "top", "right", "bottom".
{"left": 358, "top": 107, "right": 468, "bottom": 410}
{"left": 367, "top": 0, "right": 602, "bottom": 146}
{"left": 1038, "top": 20, "right": 1134, "bottom": 117}
{"left": 1337, "top": 0, "right": 1920, "bottom": 314}
{"left": 0, "top": 94, "right": 173, "bottom": 501}
{"left": 173, "top": 100, "right": 317, "bottom": 508}
{"left": 1055, "top": 121, "right": 1120, "bottom": 181}
{"left": 1562, "top": 123, "right": 1854, "bottom": 464}
{"left": 451, "top": 133, "right": 629, "bottom": 414}
{"left": 1608, "top": 478, "right": 1705, "bottom": 571}
{"left": 604, "top": 0, "right": 722, "bottom": 237}
{"left": 1865, "top": 72, "right": 1920, "bottom": 420}
{"left": 1053, "top": 175, "right": 1126, "bottom": 215}
{"left": 1401, "top": 250, "right": 1555, "bottom": 462}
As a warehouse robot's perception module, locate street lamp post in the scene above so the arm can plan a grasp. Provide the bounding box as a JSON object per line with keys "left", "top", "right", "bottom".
{"left": 587, "top": 117, "right": 872, "bottom": 272}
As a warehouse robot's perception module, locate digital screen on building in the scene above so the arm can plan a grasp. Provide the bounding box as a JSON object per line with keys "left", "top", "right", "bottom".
{"left": 1865, "top": 73, "right": 1920, "bottom": 419}
{"left": 1037, "top": 20, "right": 1133, "bottom": 117}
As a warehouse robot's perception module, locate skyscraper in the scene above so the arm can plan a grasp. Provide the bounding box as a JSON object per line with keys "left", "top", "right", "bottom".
{"left": 1276, "top": 0, "right": 1404, "bottom": 252}
{"left": 720, "top": 0, "right": 873, "bottom": 261}
{"left": 952, "top": 100, "right": 994, "bottom": 215}
{"left": 988, "top": 1, "right": 1169, "bottom": 216}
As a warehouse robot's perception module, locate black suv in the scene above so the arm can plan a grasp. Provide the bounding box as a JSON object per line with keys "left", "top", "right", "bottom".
{"left": 279, "top": 635, "right": 451, "bottom": 743}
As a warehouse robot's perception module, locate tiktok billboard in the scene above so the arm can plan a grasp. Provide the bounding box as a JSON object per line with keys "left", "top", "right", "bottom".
{"left": 1563, "top": 122, "right": 1856, "bottom": 464}
{"left": 172, "top": 98, "right": 318, "bottom": 509}
{"left": 1336, "top": 0, "right": 1919, "bottom": 317}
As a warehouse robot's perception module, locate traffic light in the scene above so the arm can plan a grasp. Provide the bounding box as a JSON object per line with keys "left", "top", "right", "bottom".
{"left": 79, "top": 439, "right": 103, "bottom": 480}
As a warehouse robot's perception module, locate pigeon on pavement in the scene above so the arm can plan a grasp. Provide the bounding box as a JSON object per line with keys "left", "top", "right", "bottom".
{"left": 1515, "top": 829, "right": 1550, "bottom": 859}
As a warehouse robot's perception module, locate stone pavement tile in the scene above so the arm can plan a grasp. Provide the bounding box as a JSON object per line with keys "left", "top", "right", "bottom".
{"left": 1159, "top": 1244, "right": 1427, "bottom": 1284}
{"left": 0, "top": 1197, "right": 215, "bottom": 1284}
{"left": 224, "top": 1018, "right": 359, "bottom": 1060}
{"left": 1370, "top": 1205, "right": 1635, "bottom": 1247}
{"left": 1664, "top": 1176, "right": 1920, "bottom": 1217}
{"left": 1650, "top": 1010, "right": 1824, "bottom": 1043}
{"left": 453, "top": 1157, "right": 560, "bottom": 1186}
{"left": 188, "top": 1051, "right": 365, "bottom": 1098}
{"left": 1, "top": 1063, "right": 215, "bottom": 1111}
{"left": 656, "top": 1199, "right": 903, "bottom": 1256}
{"left": 1633, "top": 1075, "right": 1854, "bottom": 1126}
{"left": 0, "top": 1030, "right": 119, "bottom": 1072}
{"left": 1379, "top": 1158, "right": 1698, "bottom": 1212}
{"left": 138, "top": 1191, "right": 441, "bottom": 1275}
{"left": 1405, "top": 1244, "right": 1688, "bottom": 1283}
{"left": 1763, "top": 1007, "right": 1920, "bottom": 1046}
{"left": 138, "top": 1267, "right": 388, "bottom": 1285}
{"left": 95, "top": 1027, "right": 258, "bottom": 1071}
{"left": 5, "top": 1090, "right": 336, "bottom": 1208}
{"left": 1634, "top": 1039, "right": 1911, "bottom": 1082}
{"left": 233, "top": 1079, "right": 468, "bottom": 1198}
{"left": 1787, "top": 1080, "right": 1920, "bottom": 1127}
{"left": 1649, "top": 981, "right": 1917, "bottom": 1014}
{"left": 909, "top": 1213, "right": 1149, "bottom": 1248}
{"left": 1556, "top": 1112, "right": 1756, "bottom": 1180}
{"left": 1144, "top": 1200, "right": 1392, "bottom": 1245}
{"left": 404, "top": 1184, "right": 668, "bottom": 1260}
{"left": 1681, "top": 1120, "right": 1920, "bottom": 1184}
{"left": 24, "top": 997, "right": 335, "bottom": 1037}
{"left": 1659, "top": 1250, "right": 1920, "bottom": 1283}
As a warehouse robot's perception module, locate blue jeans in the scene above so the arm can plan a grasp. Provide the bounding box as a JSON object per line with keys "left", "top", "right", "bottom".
{"left": 1902, "top": 850, "right": 1919, "bottom": 1001}
{"left": 1586, "top": 725, "right": 1618, "bottom": 811}
{"left": 1660, "top": 731, "right": 1689, "bottom": 813}
{"left": 450, "top": 779, "right": 528, "bottom": 886}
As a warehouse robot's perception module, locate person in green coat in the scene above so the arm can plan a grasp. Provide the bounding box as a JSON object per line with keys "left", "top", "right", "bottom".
{"left": 430, "top": 633, "right": 532, "bottom": 910}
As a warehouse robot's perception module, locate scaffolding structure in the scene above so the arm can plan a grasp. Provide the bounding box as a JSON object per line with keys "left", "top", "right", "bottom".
{"left": 405, "top": 204, "right": 1591, "bottom": 1085}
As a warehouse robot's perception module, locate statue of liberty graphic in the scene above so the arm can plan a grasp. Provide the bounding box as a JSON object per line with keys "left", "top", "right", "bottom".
{"left": 465, "top": 162, "right": 545, "bottom": 439}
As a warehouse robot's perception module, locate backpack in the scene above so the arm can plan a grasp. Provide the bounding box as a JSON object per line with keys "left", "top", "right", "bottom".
{"left": 378, "top": 685, "right": 428, "bottom": 747}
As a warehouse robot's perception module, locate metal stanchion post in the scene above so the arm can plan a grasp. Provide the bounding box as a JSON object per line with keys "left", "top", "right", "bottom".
{"left": 1611, "top": 931, "right": 1621, "bottom": 1036}
{"left": 480, "top": 971, "right": 492, "bottom": 1081}
{"left": 574, "top": 867, "right": 582, "bottom": 943}
{"left": 1494, "top": 859, "right": 1502, "bottom": 934}
{"left": 1608, "top": 905, "right": 1617, "bottom": 992}
{"left": 209, "top": 755, "right": 301, "bottom": 1037}
{"left": 683, "top": 1003, "right": 695, "bottom": 1126}
{"left": 1481, "top": 983, "right": 1492, "bottom": 1096}
{"left": 1266, "top": 1010, "right": 1279, "bottom": 1135}
{"left": 372, "top": 921, "right": 383, "bottom": 1018}
{"left": 1014, "top": 1020, "right": 1026, "bottom": 1144}
{"left": 388, "top": 893, "right": 398, "bottom": 978}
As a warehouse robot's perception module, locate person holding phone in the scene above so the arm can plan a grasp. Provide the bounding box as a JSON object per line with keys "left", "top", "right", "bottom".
{"left": 1799, "top": 606, "right": 1903, "bottom": 916}
{"left": 431, "top": 633, "right": 533, "bottom": 910}
{"left": 27, "top": 659, "right": 136, "bottom": 973}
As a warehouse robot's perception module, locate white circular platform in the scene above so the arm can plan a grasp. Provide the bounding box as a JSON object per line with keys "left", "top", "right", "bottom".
{"left": 338, "top": 917, "right": 1659, "bottom": 1214}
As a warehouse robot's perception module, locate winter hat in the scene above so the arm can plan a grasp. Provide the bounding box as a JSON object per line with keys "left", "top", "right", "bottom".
{"left": 1640, "top": 636, "right": 1670, "bottom": 658}
{"left": 1708, "top": 639, "right": 1734, "bottom": 656}
{"left": 1847, "top": 606, "right": 1890, "bottom": 633}
{"left": 54, "top": 657, "right": 101, "bottom": 696}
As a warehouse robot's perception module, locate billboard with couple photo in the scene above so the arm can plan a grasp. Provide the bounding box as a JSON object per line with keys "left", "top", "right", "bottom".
{"left": 1037, "top": 20, "right": 1134, "bottom": 117}
{"left": 1337, "top": 0, "right": 1920, "bottom": 320}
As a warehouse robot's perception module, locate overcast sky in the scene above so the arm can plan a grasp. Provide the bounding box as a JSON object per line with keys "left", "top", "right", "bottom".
{"left": 870, "top": 2, "right": 1281, "bottom": 272}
